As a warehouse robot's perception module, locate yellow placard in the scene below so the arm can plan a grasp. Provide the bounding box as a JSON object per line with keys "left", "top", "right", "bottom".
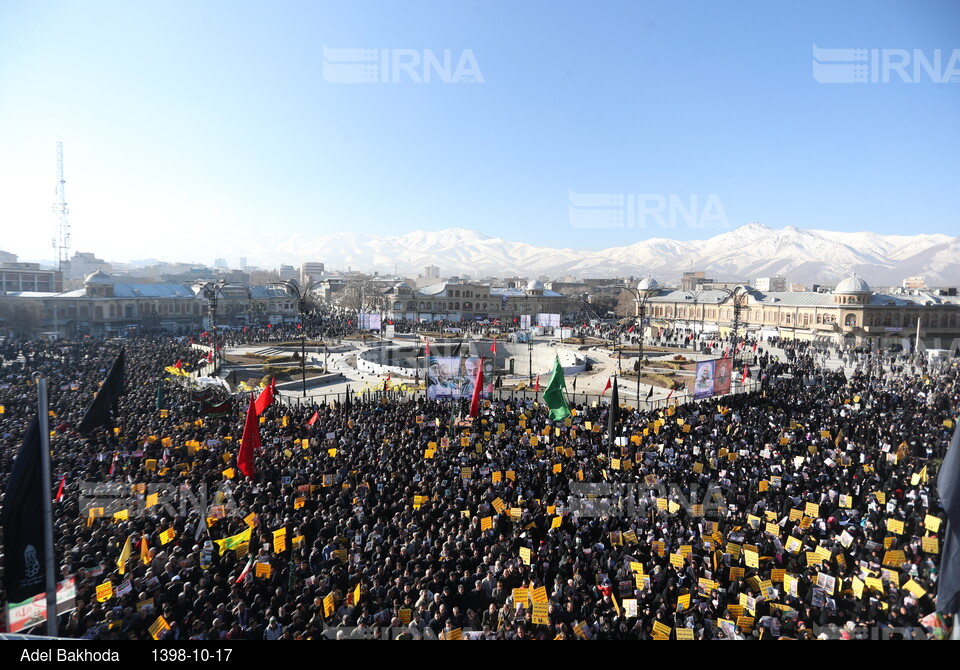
{"left": 273, "top": 527, "right": 287, "bottom": 553}
{"left": 255, "top": 562, "right": 272, "bottom": 579}
{"left": 149, "top": 615, "right": 171, "bottom": 640}
{"left": 96, "top": 580, "right": 113, "bottom": 603}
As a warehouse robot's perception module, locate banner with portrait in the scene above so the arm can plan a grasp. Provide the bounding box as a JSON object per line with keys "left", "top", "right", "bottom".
{"left": 426, "top": 357, "right": 494, "bottom": 400}
{"left": 693, "top": 360, "right": 716, "bottom": 400}
{"left": 714, "top": 358, "right": 732, "bottom": 395}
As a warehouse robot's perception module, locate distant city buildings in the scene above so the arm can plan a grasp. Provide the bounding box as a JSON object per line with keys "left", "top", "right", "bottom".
{"left": 903, "top": 276, "right": 927, "bottom": 290}
{"left": 0, "top": 262, "right": 63, "bottom": 294}
{"left": 754, "top": 275, "right": 787, "bottom": 292}
{"left": 279, "top": 264, "right": 297, "bottom": 281}
{"left": 300, "top": 262, "right": 325, "bottom": 286}
{"left": 67, "top": 251, "right": 112, "bottom": 280}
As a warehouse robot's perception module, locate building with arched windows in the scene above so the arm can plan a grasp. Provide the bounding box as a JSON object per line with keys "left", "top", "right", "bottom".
{"left": 640, "top": 275, "right": 960, "bottom": 349}
{"left": 381, "top": 278, "right": 573, "bottom": 323}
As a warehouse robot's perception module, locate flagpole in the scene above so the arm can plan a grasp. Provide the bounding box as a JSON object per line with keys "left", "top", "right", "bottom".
{"left": 35, "top": 374, "right": 58, "bottom": 636}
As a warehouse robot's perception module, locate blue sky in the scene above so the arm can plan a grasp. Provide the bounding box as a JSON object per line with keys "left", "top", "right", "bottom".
{"left": 1, "top": 0, "right": 957, "bottom": 266}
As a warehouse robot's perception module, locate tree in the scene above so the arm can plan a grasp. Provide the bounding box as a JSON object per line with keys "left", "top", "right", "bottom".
{"left": 0, "top": 298, "right": 43, "bottom": 337}
{"left": 335, "top": 277, "right": 384, "bottom": 314}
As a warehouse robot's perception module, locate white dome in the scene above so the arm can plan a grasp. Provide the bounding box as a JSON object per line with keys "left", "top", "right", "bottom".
{"left": 834, "top": 275, "right": 870, "bottom": 294}
{"left": 84, "top": 269, "right": 113, "bottom": 284}
{"left": 637, "top": 277, "right": 659, "bottom": 292}
{"left": 527, "top": 279, "right": 544, "bottom": 291}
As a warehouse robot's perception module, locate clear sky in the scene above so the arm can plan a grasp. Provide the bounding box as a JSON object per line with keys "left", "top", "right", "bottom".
{"left": 1, "top": 0, "right": 957, "bottom": 266}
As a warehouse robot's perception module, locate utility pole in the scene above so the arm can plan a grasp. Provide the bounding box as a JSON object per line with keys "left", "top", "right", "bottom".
{"left": 52, "top": 142, "right": 71, "bottom": 277}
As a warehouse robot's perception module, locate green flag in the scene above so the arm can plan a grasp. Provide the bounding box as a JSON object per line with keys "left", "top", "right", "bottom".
{"left": 156, "top": 379, "right": 164, "bottom": 411}
{"left": 543, "top": 356, "right": 571, "bottom": 421}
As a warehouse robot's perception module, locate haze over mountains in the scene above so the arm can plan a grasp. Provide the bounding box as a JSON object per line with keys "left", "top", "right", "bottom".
{"left": 218, "top": 223, "right": 956, "bottom": 287}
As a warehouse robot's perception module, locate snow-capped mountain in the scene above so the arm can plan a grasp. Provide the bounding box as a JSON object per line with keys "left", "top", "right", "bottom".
{"left": 235, "top": 224, "right": 958, "bottom": 286}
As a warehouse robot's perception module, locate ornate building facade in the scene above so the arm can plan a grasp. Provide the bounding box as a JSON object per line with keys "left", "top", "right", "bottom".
{"left": 641, "top": 275, "right": 960, "bottom": 349}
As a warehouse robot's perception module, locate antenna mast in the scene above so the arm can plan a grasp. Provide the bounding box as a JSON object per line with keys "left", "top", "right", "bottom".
{"left": 52, "top": 142, "right": 71, "bottom": 275}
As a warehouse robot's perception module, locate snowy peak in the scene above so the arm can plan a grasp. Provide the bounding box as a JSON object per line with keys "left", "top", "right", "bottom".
{"left": 235, "top": 224, "right": 957, "bottom": 286}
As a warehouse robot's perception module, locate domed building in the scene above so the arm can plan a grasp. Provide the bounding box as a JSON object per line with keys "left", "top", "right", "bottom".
{"left": 832, "top": 274, "right": 871, "bottom": 305}
{"left": 636, "top": 276, "right": 660, "bottom": 293}
{"left": 84, "top": 269, "right": 115, "bottom": 297}
{"left": 643, "top": 272, "right": 959, "bottom": 350}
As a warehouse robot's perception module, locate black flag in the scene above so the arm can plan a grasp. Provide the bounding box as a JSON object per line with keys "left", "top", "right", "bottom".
{"left": 937, "top": 421, "right": 960, "bottom": 613}
{"left": 607, "top": 376, "right": 619, "bottom": 449}
{"left": 78, "top": 348, "right": 125, "bottom": 434}
{"left": 1, "top": 415, "right": 49, "bottom": 604}
{"left": 646, "top": 385, "right": 654, "bottom": 400}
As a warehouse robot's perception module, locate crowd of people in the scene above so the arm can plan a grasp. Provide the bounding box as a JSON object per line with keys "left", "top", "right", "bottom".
{"left": 0, "top": 332, "right": 957, "bottom": 640}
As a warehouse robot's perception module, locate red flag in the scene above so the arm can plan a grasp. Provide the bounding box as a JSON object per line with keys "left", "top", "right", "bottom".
{"left": 297, "top": 323, "right": 301, "bottom": 329}
{"left": 238, "top": 400, "right": 259, "bottom": 478}
{"left": 108, "top": 452, "right": 117, "bottom": 476}
{"left": 535, "top": 375, "right": 540, "bottom": 392}
{"left": 469, "top": 358, "right": 484, "bottom": 418}
{"left": 54, "top": 475, "right": 65, "bottom": 502}
{"left": 174, "top": 359, "right": 183, "bottom": 369}
{"left": 254, "top": 377, "right": 275, "bottom": 416}
{"left": 722, "top": 347, "right": 729, "bottom": 359}
{"left": 490, "top": 339, "right": 497, "bottom": 355}
{"left": 602, "top": 377, "right": 612, "bottom": 395}
{"left": 425, "top": 341, "right": 430, "bottom": 358}
{"left": 201, "top": 331, "right": 209, "bottom": 338}
{"left": 383, "top": 374, "right": 391, "bottom": 392}
{"left": 307, "top": 410, "right": 319, "bottom": 426}
{"left": 752, "top": 342, "right": 758, "bottom": 352}
{"left": 207, "top": 350, "right": 213, "bottom": 363}
{"left": 743, "top": 364, "right": 750, "bottom": 379}
{"left": 267, "top": 323, "right": 272, "bottom": 329}
{"left": 627, "top": 325, "right": 635, "bottom": 333}
{"left": 666, "top": 388, "right": 674, "bottom": 400}
{"left": 243, "top": 325, "right": 247, "bottom": 333}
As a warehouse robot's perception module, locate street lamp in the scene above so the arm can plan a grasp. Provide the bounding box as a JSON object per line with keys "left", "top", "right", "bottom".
{"left": 621, "top": 277, "right": 660, "bottom": 404}
{"left": 715, "top": 286, "right": 749, "bottom": 370}
{"left": 272, "top": 279, "right": 323, "bottom": 397}
{"left": 683, "top": 290, "right": 705, "bottom": 348}
{"left": 197, "top": 280, "right": 234, "bottom": 375}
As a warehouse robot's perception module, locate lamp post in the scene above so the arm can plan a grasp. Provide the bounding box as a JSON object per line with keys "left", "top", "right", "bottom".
{"left": 528, "top": 336, "right": 533, "bottom": 390}
{"left": 683, "top": 291, "right": 704, "bottom": 349}
{"left": 622, "top": 277, "right": 660, "bottom": 404}
{"left": 272, "top": 279, "right": 322, "bottom": 397}
{"left": 198, "top": 280, "right": 232, "bottom": 376}
{"left": 716, "top": 286, "right": 748, "bottom": 370}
